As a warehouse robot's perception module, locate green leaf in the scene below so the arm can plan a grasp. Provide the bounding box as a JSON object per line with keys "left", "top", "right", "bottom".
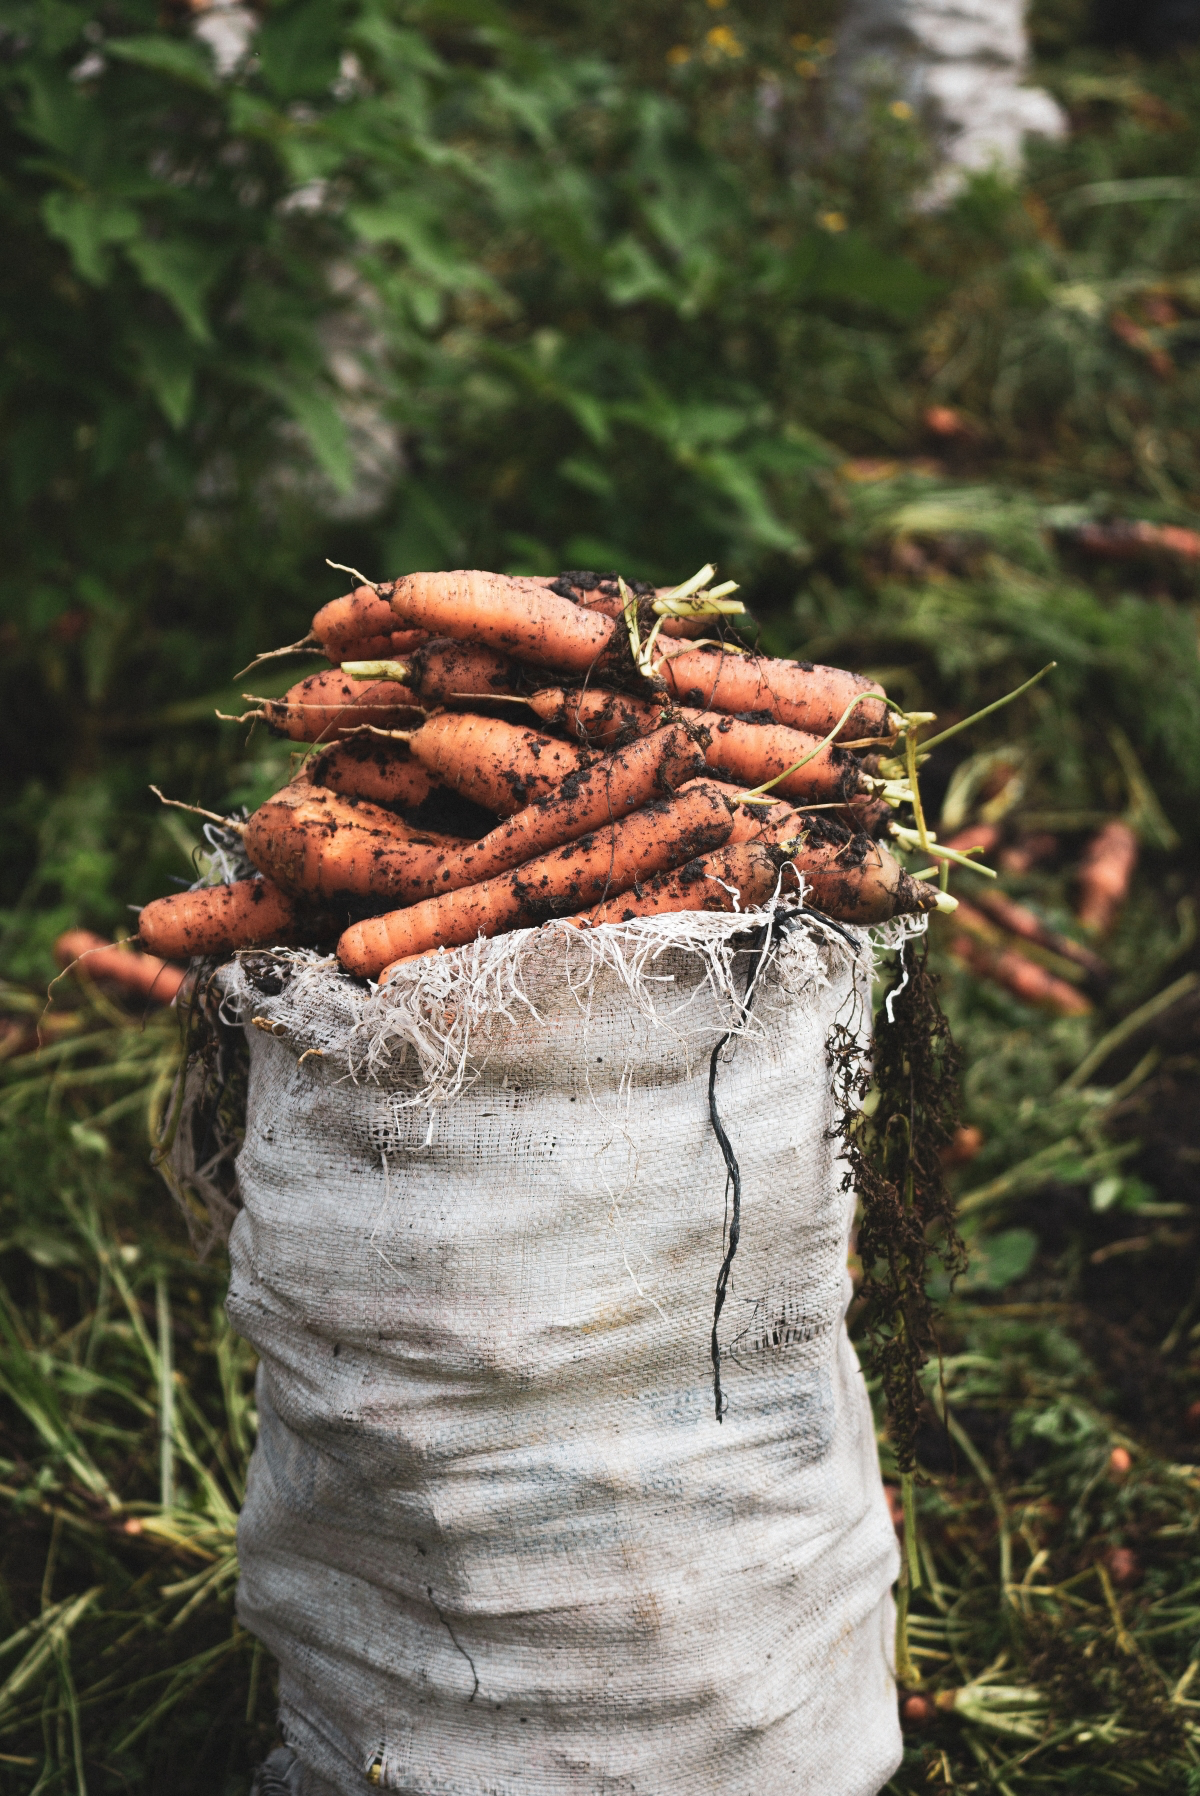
{"left": 257, "top": 0, "right": 343, "bottom": 101}
{"left": 105, "top": 34, "right": 219, "bottom": 92}
{"left": 780, "top": 231, "right": 939, "bottom": 322}
{"left": 42, "top": 191, "right": 139, "bottom": 285}
{"left": 960, "top": 1227, "right": 1039, "bottom": 1291}
{"left": 252, "top": 374, "right": 353, "bottom": 492}
{"left": 124, "top": 239, "right": 219, "bottom": 342}
{"left": 135, "top": 333, "right": 198, "bottom": 428}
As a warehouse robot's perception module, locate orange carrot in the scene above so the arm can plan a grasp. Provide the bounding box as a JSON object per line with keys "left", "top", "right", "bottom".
{"left": 306, "top": 738, "right": 435, "bottom": 811}
{"left": 654, "top": 647, "right": 891, "bottom": 741}
{"left": 400, "top": 713, "right": 594, "bottom": 815}
{"left": 528, "top": 686, "right": 664, "bottom": 747}
{"left": 1076, "top": 820, "right": 1139, "bottom": 934}
{"left": 546, "top": 571, "right": 712, "bottom": 638}
{"left": 244, "top": 782, "right": 464, "bottom": 901}
{"left": 527, "top": 686, "right": 869, "bottom": 803}
{"left": 425, "top": 723, "right": 706, "bottom": 892}
{"left": 340, "top": 780, "right": 734, "bottom": 978}
{"left": 387, "top": 571, "right": 616, "bottom": 674}
{"left": 579, "top": 819, "right": 938, "bottom": 927}
{"left": 329, "top": 628, "right": 428, "bottom": 665}
{"left": 242, "top": 670, "right": 426, "bottom": 744}
{"left": 965, "top": 888, "right": 1107, "bottom": 982}
{"left": 695, "top": 781, "right": 799, "bottom": 844}
{"left": 949, "top": 933, "right": 1092, "bottom": 1016}
{"left": 577, "top": 841, "right": 796, "bottom": 926}
{"left": 348, "top": 638, "right": 517, "bottom": 705}
{"left": 138, "top": 879, "right": 319, "bottom": 960}
{"left": 54, "top": 929, "right": 185, "bottom": 1002}
{"left": 311, "top": 588, "right": 427, "bottom": 662}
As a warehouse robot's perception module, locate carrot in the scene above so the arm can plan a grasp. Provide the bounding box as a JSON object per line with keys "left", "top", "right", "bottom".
{"left": 580, "top": 819, "right": 939, "bottom": 927}
{"left": 311, "top": 588, "right": 428, "bottom": 662}
{"left": 527, "top": 685, "right": 869, "bottom": 803}
{"left": 340, "top": 780, "right": 735, "bottom": 978}
{"left": 54, "top": 929, "right": 185, "bottom": 1003}
{"left": 305, "top": 738, "right": 435, "bottom": 811}
{"left": 1076, "top": 820, "right": 1139, "bottom": 934}
{"left": 654, "top": 647, "right": 891, "bottom": 741}
{"left": 386, "top": 571, "right": 616, "bottom": 673}
{"left": 330, "top": 628, "right": 427, "bottom": 665}
{"left": 138, "top": 879, "right": 319, "bottom": 960}
{"left": 239, "top": 670, "right": 427, "bottom": 744}
{"left": 244, "top": 782, "right": 464, "bottom": 901}
{"left": 343, "top": 638, "right": 517, "bottom": 705}
{"left": 695, "top": 781, "right": 799, "bottom": 844}
{"left": 425, "top": 723, "right": 706, "bottom": 892}
{"left": 949, "top": 933, "right": 1092, "bottom": 1016}
{"left": 577, "top": 841, "right": 797, "bottom": 926}
{"left": 966, "top": 888, "right": 1107, "bottom": 982}
{"left": 546, "top": 571, "right": 712, "bottom": 638}
{"left": 399, "top": 713, "right": 595, "bottom": 816}
{"left": 528, "top": 686, "right": 664, "bottom": 748}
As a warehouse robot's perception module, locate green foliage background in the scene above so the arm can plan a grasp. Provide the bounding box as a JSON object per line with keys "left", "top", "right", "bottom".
{"left": 3, "top": 0, "right": 1200, "bottom": 1788}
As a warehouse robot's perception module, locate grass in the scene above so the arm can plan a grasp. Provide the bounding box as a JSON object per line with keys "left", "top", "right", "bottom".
{"left": 3, "top": 5, "right": 1200, "bottom": 1793}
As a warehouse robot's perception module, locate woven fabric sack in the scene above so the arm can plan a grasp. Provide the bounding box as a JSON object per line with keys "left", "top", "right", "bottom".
{"left": 220, "top": 913, "right": 905, "bottom": 1796}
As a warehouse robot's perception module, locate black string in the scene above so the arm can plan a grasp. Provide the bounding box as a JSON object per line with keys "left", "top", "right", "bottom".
{"left": 707, "top": 902, "right": 861, "bottom": 1421}
{"left": 708, "top": 913, "right": 779, "bottom": 1422}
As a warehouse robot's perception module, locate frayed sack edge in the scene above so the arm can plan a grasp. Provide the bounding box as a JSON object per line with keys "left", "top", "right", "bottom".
{"left": 163, "top": 896, "right": 927, "bottom": 1251}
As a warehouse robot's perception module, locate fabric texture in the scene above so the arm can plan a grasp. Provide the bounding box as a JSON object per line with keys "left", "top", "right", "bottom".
{"left": 223, "top": 915, "right": 904, "bottom": 1795}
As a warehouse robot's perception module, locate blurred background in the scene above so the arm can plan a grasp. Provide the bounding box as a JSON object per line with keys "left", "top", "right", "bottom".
{"left": 3, "top": 0, "right": 1200, "bottom": 1789}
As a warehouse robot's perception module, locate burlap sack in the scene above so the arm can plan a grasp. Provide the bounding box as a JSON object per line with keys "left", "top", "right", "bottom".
{"left": 219, "top": 912, "right": 908, "bottom": 1795}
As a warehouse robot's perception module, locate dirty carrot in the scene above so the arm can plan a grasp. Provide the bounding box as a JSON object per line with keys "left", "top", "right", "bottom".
{"left": 391, "top": 713, "right": 595, "bottom": 816}
{"left": 427, "top": 723, "right": 705, "bottom": 892}
{"left": 578, "top": 820, "right": 942, "bottom": 928}
{"left": 655, "top": 648, "right": 891, "bottom": 741}
{"left": 306, "top": 738, "right": 435, "bottom": 811}
{"left": 340, "top": 780, "right": 735, "bottom": 978}
{"left": 244, "top": 783, "right": 465, "bottom": 901}
{"left": 138, "top": 879, "right": 317, "bottom": 960}
{"left": 696, "top": 782, "right": 799, "bottom": 844}
{"left": 233, "top": 670, "right": 427, "bottom": 744}
{"left": 527, "top": 685, "right": 870, "bottom": 803}
{"left": 342, "top": 638, "right": 518, "bottom": 705}
{"left": 386, "top": 570, "right": 616, "bottom": 673}
{"left": 949, "top": 932, "right": 1093, "bottom": 1016}
{"left": 312, "top": 587, "right": 428, "bottom": 662}
{"left": 576, "top": 840, "right": 796, "bottom": 926}
{"left": 1077, "top": 820, "right": 1139, "bottom": 934}
{"left": 54, "top": 929, "right": 185, "bottom": 1003}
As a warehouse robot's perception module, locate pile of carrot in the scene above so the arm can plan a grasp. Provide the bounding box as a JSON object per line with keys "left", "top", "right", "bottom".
{"left": 135, "top": 565, "right": 958, "bottom": 984}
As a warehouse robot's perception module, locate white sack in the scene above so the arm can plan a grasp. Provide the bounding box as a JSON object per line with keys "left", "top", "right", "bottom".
{"left": 222, "top": 914, "right": 907, "bottom": 1796}
{"left": 832, "top": 0, "right": 1066, "bottom": 202}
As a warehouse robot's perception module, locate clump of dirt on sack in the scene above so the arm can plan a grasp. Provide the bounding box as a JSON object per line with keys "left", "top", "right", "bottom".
{"left": 830, "top": 939, "right": 966, "bottom": 1472}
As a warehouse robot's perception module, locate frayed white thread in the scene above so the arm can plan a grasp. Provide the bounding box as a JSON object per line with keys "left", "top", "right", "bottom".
{"left": 216, "top": 908, "right": 928, "bottom": 1110}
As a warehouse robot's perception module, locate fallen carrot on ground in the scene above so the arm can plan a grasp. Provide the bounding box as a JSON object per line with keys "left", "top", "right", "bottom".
{"left": 54, "top": 929, "right": 185, "bottom": 1003}
{"left": 949, "top": 932, "right": 1092, "bottom": 1015}
{"left": 138, "top": 879, "right": 320, "bottom": 960}
{"left": 967, "top": 887, "right": 1107, "bottom": 982}
{"left": 343, "top": 780, "right": 735, "bottom": 978}
{"left": 1077, "top": 820, "right": 1139, "bottom": 934}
